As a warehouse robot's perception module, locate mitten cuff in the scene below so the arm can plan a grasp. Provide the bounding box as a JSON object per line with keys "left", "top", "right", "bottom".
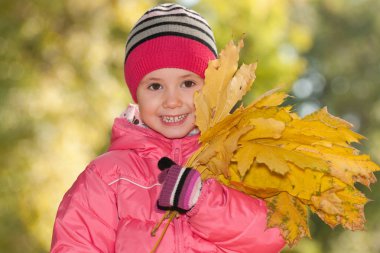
{"left": 186, "top": 178, "right": 212, "bottom": 217}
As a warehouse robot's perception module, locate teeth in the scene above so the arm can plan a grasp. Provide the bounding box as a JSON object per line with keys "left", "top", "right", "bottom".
{"left": 162, "top": 114, "right": 187, "bottom": 123}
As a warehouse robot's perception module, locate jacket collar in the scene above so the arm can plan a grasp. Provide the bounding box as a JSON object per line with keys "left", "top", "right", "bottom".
{"left": 108, "top": 117, "right": 200, "bottom": 161}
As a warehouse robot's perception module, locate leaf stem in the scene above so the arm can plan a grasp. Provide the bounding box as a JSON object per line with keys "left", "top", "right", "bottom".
{"left": 150, "top": 211, "right": 177, "bottom": 253}
{"left": 151, "top": 210, "right": 171, "bottom": 236}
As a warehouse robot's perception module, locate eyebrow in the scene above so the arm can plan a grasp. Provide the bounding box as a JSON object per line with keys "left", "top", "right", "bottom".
{"left": 139, "top": 77, "right": 162, "bottom": 86}
{"left": 142, "top": 73, "right": 199, "bottom": 83}
{"left": 143, "top": 77, "right": 162, "bottom": 81}
{"left": 179, "top": 73, "right": 195, "bottom": 78}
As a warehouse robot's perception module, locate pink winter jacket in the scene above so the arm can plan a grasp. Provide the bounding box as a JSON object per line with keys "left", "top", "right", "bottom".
{"left": 51, "top": 117, "right": 285, "bottom": 253}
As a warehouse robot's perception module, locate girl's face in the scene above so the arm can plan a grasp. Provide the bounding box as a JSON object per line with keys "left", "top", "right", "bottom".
{"left": 136, "top": 68, "right": 204, "bottom": 139}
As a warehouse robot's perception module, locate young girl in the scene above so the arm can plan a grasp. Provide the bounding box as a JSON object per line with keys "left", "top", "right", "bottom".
{"left": 51, "top": 3, "right": 285, "bottom": 253}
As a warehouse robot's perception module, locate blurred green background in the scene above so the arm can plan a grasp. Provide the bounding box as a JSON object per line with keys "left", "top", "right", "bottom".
{"left": 1, "top": 0, "right": 379, "bottom": 252}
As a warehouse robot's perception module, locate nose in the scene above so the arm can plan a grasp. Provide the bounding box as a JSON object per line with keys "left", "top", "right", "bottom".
{"left": 163, "top": 88, "right": 182, "bottom": 108}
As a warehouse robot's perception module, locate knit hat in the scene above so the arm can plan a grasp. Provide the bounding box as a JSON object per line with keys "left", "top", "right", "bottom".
{"left": 124, "top": 3, "right": 218, "bottom": 102}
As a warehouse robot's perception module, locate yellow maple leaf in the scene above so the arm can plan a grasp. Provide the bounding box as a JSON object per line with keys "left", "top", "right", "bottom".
{"left": 194, "top": 40, "right": 257, "bottom": 133}
{"left": 309, "top": 181, "right": 368, "bottom": 230}
{"left": 185, "top": 39, "right": 380, "bottom": 246}
{"left": 194, "top": 125, "right": 253, "bottom": 178}
{"left": 266, "top": 192, "right": 310, "bottom": 247}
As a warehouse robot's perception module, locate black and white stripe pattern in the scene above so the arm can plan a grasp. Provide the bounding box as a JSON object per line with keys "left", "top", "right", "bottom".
{"left": 125, "top": 3, "right": 217, "bottom": 59}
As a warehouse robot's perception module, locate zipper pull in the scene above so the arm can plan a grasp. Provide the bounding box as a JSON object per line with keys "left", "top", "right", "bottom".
{"left": 172, "top": 139, "right": 182, "bottom": 165}
{"left": 173, "top": 148, "right": 180, "bottom": 164}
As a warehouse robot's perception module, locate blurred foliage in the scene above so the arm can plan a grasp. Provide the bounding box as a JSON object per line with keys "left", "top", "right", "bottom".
{"left": 0, "top": 0, "right": 379, "bottom": 252}
{"left": 285, "top": 1, "right": 380, "bottom": 253}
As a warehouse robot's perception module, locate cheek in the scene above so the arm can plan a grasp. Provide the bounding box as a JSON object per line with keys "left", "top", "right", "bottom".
{"left": 139, "top": 104, "right": 154, "bottom": 119}
{"left": 137, "top": 101, "right": 151, "bottom": 119}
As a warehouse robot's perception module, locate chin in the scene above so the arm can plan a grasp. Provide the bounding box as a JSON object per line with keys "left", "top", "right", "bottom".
{"left": 162, "top": 132, "right": 189, "bottom": 139}
{"left": 158, "top": 127, "right": 194, "bottom": 139}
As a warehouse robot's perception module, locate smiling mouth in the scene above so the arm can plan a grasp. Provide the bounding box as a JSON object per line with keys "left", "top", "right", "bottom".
{"left": 161, "top": 114, "right": 188, "bottom": 123}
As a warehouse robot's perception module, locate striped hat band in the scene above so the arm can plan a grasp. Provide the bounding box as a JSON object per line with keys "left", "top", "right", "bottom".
{"left": 125, "top": 4, "right": 217, "bottom": 58}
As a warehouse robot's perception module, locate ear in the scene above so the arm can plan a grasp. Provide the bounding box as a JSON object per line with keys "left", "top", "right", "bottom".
{"left": 158, "top": 157, "right": 176, "bottom": 171}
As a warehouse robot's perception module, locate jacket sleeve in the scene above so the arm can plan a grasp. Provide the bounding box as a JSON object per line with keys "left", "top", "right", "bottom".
{"left": 187, "top": 179, "right": 285, "bottom": 253}
{"left": 51, "top": 164, "right": 118, "bottom": 253}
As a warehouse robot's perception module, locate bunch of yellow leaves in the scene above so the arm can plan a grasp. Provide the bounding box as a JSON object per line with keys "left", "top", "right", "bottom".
{"left": 185, "top": 40, "right": 380, "bottom": 246}
{"left": 150, "top": 40, "right": 379, "bottom": 252}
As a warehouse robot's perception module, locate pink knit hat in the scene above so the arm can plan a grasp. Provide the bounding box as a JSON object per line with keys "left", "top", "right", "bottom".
{"left": 124, "top": 3, "right": 218, "bottom": 102}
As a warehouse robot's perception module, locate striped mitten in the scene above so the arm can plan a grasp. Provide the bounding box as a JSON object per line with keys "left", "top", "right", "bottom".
{"left": 157, "top": 157, "right": 202, "bottom": 213}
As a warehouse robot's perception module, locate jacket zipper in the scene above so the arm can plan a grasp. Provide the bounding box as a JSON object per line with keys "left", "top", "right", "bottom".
{"left": 172, "top": 139, "right": 182, "bottom": 165}
{"left": 172, "top": 139, "right": 183, "bottom": 252}
{"left": 174, "top": 217, "right": 184, "bottom": 252}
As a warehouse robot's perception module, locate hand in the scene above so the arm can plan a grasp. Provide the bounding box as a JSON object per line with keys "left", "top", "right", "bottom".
{"left": 157, "top": 157, "right": 202, "bottom": 213}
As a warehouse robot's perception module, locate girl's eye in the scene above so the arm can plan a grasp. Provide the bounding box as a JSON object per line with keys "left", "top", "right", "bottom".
{"left": 182, "top": 80, "right": 196, "bottom": 88}
{"left": 147, "top": 83, "right": 162, "bottom": 90}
